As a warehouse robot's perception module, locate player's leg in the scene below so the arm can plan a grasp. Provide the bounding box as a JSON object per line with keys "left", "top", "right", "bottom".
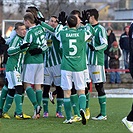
{"left": 42, "top": 67, "right": 52, "bottom": 118}
{"left": 22, "top": 64, "right": 42, "bottom": 119}
{"left": 2, "top": 71, "right": 16, "bottom": 118}
{"left": 61, "top": 70, "right": 72, "bottom": 124}
{"left": 74, "top": 71, "right": 87, "bottom": 125}
{"left": 34, "top": 64, "right": 44, "bottom": 107}
{"left": 84, "top": 67, "right": 91, "bottom": 120}
{"left": 70, "top": 83, "right": 81, "bottom": 122}
{"left": 14, "top": 85, "right": 31, "bottom": 119}
{"left": 0, "top": 84, "right": 8, "bottom": 117}
{"left": 89, "top": 65, "right": 107, "bottom": 120}
{"left": 85, "top": 82, "right": 90, "bottom": 120}
{"left": 53, "top": 65, "right": 64, "bottom": 118}
{"left": 2, "top": 88, "right": 15, "bottom": 119}
{"left": 55, "top": 86, "right": 64, "bottom": 118}
{"left": 42, "top": 84, "right": 50, "bottom": 118}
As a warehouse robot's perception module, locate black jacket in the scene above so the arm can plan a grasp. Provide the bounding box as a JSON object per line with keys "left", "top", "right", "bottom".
{"left": 119, "top": 32, "right": 129, "bottom": 50}
{"left": 129, "top": 23, "right": 133, "bottom": 78}
{"left": 104, "top": 32, "right": 116, "bottom": 55}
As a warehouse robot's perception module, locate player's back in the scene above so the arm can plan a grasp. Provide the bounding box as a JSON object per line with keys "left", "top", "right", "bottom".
{"left": 59, "top": 28, "right": 88, "bottom": 72}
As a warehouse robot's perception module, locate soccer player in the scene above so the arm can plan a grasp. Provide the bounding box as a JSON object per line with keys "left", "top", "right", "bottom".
{"left": 55, "top": 15, "right": 92, "bottom": 125}
{"left": 21, "top": 12, "right": 48, "bottom": 119}
{"left": 122, "top": 22, "right": 133, "bottom": 133}
{"left": 5, "top": 6, "right": 45, "bottom": 45}
{"left": 0, "top": 22, "right": 31, "bottom": 119}
{"left": 87, "top": 9, "right": 108, "bottom": 120}
{"left": 69, "top": 9, "right": 94, "bottom": 121}
{"left": 42, "top": 15, "right": 64, "bottom": 118}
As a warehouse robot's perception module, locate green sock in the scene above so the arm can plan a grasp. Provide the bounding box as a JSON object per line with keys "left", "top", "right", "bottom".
{"left": 42, "top": 98, "right": 48, "bottom": 112}
{"left": 64, "top": 98, "right": 71, "bottom": 120}
{"left": 70, "top": 94, "right": 80, "bottom": 116}
{"left": 56, "top": 98, "right": 63, "bottom": 113}
{"left": 26, "top": 87, "right": 37, "bottom": 109}
{"left": 98, "top": 95, "right": 106, "bottom": 116}
{"left": 0, "top": 85, "right": 8, "bottom": 109}
{"left": 79, "top": 94, "right": 86, "bottom": 111}
{"left": 3, "top": 94, "right": 14, "bottom": 113}
{"left": 14, "top": 94, "right": 22, "bottom": 115}
{"left": 36, "top": 90, "right": 42, "bottom": 106}
{"left": 86, "top": 92, "right": 90, "bottom": 109}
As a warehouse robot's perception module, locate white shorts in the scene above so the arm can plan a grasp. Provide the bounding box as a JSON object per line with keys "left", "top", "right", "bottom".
{"left": 44, "top": 64, "right": 61, "bottom": 86}
{"left": 88, "top": 65, "right": 106, "bottom": 83}
{"left": 21, "top": 63, "right": 44, "bottom": 84}
{"left": 61, "top": 70, "right": 86, "bottom": 91}
{"left": 84, "top": 67, "right": 91, "bottom": 83}
{"left": 6, "top": 71, "right": 22, "bottom": 89}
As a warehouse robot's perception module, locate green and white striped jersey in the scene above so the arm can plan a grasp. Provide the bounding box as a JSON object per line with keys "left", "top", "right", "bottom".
{"left": 23, "top": 25, "right": 48, "bottom": 64}
{"left": 56, "top": 27, "right": 92, "bottom": 72}
{"left": 6, "top": 35, "right": 26, "bottom": 73}
{"left": 87, "top": 23, "right": 108, "bottom": 65}
{"left": 79, "top": 24, "right": 95, "bottom": 55}
{"left": 44, "top": 24, "right": 63, "bottom": 67}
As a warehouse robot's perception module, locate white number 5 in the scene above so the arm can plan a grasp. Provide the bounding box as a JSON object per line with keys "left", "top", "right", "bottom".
{"left": 69, "top": 39, "right": 77, "bottom": 56}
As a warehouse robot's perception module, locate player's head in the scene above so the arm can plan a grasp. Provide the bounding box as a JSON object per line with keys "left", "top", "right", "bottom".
{"left": 48, "top": 15, "right": 58, "bottom": 28}
{"left": 14, "top": 22, "right": 26, "bottom": 37}
{"left": 23, "top": 12, "right": 35, "bottom": 28}
{"left": 26, "top": 6, "right": 38, "bottom": 16}
{"left": 67, "top": 15, "right": 77, "bottom": 28}
{"left": 89, "top": 9, "right": 99, "bottom": 22}
{"left": 26, "top": 6, "right": 45, "bottom": 24}
{"left": 70, "top": 10, "right": 81, "bottom": 25}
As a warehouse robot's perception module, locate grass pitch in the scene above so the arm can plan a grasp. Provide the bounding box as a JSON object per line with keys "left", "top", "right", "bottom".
{"left": 0, "top": 97, "right": 132, "bottom": 133}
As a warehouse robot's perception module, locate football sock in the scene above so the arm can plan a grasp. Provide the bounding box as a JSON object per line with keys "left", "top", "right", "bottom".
{"left": 56, "top": 98, "right": 63, "bottom": 113}
{"left": 3, "top": 94, "right": 14, "bottom": 113}
{"left": 98, "top": 95, "right": 106, "bottom": 116}
{"left": 64, "top": 98, "right": 71, "bottom": 120}
{"left": 14, "top": 94, "right": 22, "bottom": 115}
{"left": 70, "top": 94, "right": 80, "bottom": 116}
{"left": 26, "top": 87, "right": 38, "bottom": 109}
{"left": 86, "top": 92, "right": 90, "bottom": 109}
{"left": 42, "top": 98, "right": 48, "bottom": 112}
{"left": 79, "top": 94, "right": 86, "bottom": 111}
{"left": 36, "top": 89, "right": 42, "bottom": 106}
{"left": 0, "top": 85, "right": 8, "bottom": 109}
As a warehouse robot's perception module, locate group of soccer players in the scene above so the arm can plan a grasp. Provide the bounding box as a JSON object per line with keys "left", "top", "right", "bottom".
{"left": 0, "top": 6, "right": 108, "bottom": 125}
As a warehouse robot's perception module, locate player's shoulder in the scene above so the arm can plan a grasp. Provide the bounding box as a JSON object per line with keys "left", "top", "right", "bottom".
{"left": 97, "top": 23, "right": 106, "bottom": 31}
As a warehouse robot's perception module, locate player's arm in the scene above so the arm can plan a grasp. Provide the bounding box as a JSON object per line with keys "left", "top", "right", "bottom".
{"left": 8, "top": 43, "right": 30, "bottom": 56}
{"left": 28, "top": 45, "right": 48, "bottom": 56}
{"left": 41, "top": 22, "right": 55, "bottom": 34}
{"left": 29, "top": 36, "right": 48, "bottom": 56}
{"left": 94, "top": 29, "right": 108, "bottom": 51}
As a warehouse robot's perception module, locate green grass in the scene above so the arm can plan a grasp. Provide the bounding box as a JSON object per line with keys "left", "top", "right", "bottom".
{"left": 0, "top": 97, "right": 132, "bottom": 133}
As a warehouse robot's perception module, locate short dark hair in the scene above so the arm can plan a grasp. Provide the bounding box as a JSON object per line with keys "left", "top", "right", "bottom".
{"left": 89, "top": 9, "right": 99, "bottom": 21}
{"left": 24, "top": 13, "right": 35, "bottom": 24}
{"left": 67, "top": 15, "right": 77, "bottom": 28}
{"left": 14, "top": 22, "right": 25, "bottom": 30}
{"left": 70, "top": 10, "right": 81, "bottom": 18}
{"left": 51, "top": 15, "right": 58, "bottom": 19}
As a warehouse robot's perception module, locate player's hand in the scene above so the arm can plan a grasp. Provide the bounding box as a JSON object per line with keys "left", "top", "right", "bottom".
{"left": 20, "top": 43, "right": 30, "bottom": 50}
{"left": 88, "top": 44, "right": 95, "bottom": 51}
{"left": 29, "top": 48, "right": 42, "bottom": 56}
{"left": 58, "top": 11, "right": 67, "bottom": 26}
{"left": 38, "top": 17, "right": 45, "bottom": 22}
{"left": 80, "top": 10, "right": 89, "bottom": 25}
